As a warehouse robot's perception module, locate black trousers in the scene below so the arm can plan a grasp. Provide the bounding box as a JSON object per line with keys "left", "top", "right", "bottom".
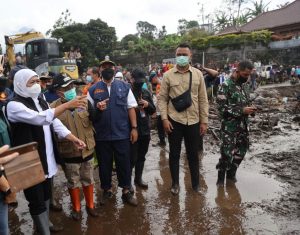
{"left": 168, "top": 118, "right": 200, "bottom": 188}
{"left": 157, "top": 115, "right": 165, "bottom": 143}
{"left": 96, "top": 139, "right": 131, "bottom": 190}
{"left": 130, "top": 135, "right": 150, "bottom": 178}
{"left": 23, "top": 178, "right": 51, "bottom": 215}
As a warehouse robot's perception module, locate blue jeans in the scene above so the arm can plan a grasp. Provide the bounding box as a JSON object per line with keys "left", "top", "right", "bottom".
{"left": 0, "top": 193, "right": 9, "bottom": 235}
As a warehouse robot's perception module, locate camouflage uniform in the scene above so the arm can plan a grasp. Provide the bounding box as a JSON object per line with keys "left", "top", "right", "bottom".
{"left": 216, "top": 78, "right": 251, "bottom": 171}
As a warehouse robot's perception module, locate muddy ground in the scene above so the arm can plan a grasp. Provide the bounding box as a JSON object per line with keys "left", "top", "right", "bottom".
{"left": 9, "top": 84, "right": 300, "bottom": 235}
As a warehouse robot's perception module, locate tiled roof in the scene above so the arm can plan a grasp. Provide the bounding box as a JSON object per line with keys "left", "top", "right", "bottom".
{"left": 242, "top": 0, "right": 300, "bottom": 31}
{"left": 217, "top": 25, "right": 241, "bottom": 36}
{"left": 217, "top": 0, "right": 300, "bottom": 35}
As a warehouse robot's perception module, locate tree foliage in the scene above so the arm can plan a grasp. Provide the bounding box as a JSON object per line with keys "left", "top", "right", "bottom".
{"left": 177, "top": 19, "right": 200, "bottom": 35}
{"left": 136, "top": 21, "right": 157, "bottom": 40}
{"left": 50, "top": 18, "right": 117, "bottom": 67}
{"left": 247, "top": 0, "right": 271, "bottom": 19}
{"left": 46, "top": 9, "right": 75, "bottom": 36}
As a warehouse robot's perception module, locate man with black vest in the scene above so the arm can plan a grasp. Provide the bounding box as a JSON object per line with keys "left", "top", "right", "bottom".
{"left": 7, "top": 69, "right": 86, "bottom": 235}
{"left": 88, "top": 57, "right": 138, "bottom": 206}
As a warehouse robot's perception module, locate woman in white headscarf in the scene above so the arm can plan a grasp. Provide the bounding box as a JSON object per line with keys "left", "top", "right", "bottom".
{"left": 6, "top": 69, "right": 87, "bottom": 235}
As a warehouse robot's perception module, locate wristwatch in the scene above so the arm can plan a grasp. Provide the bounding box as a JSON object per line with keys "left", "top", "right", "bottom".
{"left": 131, "top": 126, "right": 137, "bottom": 130}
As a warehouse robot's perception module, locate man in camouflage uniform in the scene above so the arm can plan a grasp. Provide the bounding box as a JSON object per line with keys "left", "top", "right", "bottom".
{"left": 216, "top": 61, "right": 256, "bottom": 186}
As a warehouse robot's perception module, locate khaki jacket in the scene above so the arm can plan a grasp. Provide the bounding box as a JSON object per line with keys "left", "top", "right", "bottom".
{"left": 158, "top": 66, "right": 209, "bottom": 125}
{"left": 50, "top": 99, "right": 95, "bottom": 159}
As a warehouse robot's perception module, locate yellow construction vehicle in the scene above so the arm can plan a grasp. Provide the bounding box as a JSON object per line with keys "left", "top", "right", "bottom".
{"left": 4, "top": 31, "right": 79, "bottom": 79}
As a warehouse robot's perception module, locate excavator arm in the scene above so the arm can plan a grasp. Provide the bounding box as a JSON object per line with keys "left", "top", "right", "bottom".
{"left": 4, "top": 31, "right": 44, "bottom": 67}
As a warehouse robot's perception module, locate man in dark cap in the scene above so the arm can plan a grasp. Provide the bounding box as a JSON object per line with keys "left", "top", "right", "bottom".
{"left": 50, "top": 74, "right": 98, "bottom": 220}
{"left": 130, "top": 69, "right": 156, "bottom": 189}
{"left": 87, "top": 57, "right": 139, "bottom": 206}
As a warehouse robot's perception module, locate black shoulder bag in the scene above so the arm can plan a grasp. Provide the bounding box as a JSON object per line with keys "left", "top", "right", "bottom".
{"left": 170, "top": 71, "right": 192, "bottom": 112}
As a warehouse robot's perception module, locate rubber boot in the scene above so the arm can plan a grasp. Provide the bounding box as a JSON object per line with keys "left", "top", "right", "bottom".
{"left": 50, "top": 178, "right": 62, "bottom": 212}
{"left": 45, "top": 200, "right": 63, "bottom": 233}
{"left": 134, "top": 162, "right": 148, "bottom": 189}
{"left": 32, "top": 211, "right": 50, "bottom": 235}
{"left": 83, "top": 185, "right": 99, "bottom": 217}
{"left": 216, "top": 170, "right": 226, "bottom": 186}
{"left": 69, "top": 188, "right": 81, "bottom": 221}
{"left": 227, "top": 165, "right": 237, "bottom": 183}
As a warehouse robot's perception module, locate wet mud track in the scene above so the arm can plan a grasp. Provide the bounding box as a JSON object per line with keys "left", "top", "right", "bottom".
{"left": 9, "top": 85, "right": 300, "bottom": 234}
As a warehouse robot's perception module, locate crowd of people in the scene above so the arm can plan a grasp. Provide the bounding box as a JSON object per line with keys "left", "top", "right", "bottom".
{"left": 0, "top": 43, "right": 263, "bottom": 234}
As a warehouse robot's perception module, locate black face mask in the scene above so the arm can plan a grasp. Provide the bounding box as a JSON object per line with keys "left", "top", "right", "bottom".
{"left": 238, "top": 76, "right": 248, "bottom": 84}
{"left": 101, "top": 68, "right": 115, "bottom": 81}
{"left": 133, "top": 82, "right": 143, "bottom": 91}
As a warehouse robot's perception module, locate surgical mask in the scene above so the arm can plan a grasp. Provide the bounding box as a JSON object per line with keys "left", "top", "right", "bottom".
{"left": 101, "top": 68, "right": 115, "bottom": 81}
{"left": 86, "top": 75, "right": 92, "bottom": 83}
{"left": 64, "top": 87, "right": 77, "bottom": 101}
{"left": 176, "top": 56, "right": 189, "bottom": 67}
{"left": 27, "top": 84, "right": 41, "bottom": 98}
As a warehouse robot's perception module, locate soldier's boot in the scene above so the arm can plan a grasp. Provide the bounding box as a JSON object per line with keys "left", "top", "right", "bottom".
{"left": 69, "top": 188, "right": 81, "bottom": 221}
{"left": 227, "top": 165, "right": 237, "bottom": 183}
{"left": 216, "top": 170, "right": 226, "bottom": 186}
{"left": 83, "top": 185, "right": 99, "bottom": 217}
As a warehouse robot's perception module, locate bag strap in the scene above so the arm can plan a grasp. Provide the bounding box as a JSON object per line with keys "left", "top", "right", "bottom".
{"left": 188, "top": 71, "right": 192, "bottom": 91}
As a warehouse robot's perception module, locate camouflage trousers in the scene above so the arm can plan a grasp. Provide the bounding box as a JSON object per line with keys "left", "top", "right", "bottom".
{"left": 64, "top": 159, "right": 94, "bottom": 189}
{"left": 217, "top": 129, "right": 249, "bottom": 170}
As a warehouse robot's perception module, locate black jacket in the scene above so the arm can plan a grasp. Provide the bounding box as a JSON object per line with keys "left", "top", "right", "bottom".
{"left": 133, "top": 88, "right": 156, "bottom": 137}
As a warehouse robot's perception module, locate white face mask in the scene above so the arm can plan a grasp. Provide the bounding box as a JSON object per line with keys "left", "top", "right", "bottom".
{"left": 26, "top": 84, "right": 41, "bottom": 98}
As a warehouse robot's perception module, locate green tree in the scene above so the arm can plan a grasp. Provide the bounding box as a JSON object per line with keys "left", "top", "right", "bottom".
{"left": 120, "top": 34, "right": 139, "bottom": 49}
{"left": 215, "top": 11, "right": 230, "bottom": 31}
{"left": 136, "top": 21, "right": 157, "bottom": 40}
{"left": 50, "top": 18, "right": 117, "bottom": 68}
{"left": 247, "top": 0, "right": 271, "bottom": 19}
{"left": 177, "top": 19, "right": 200, "bottom": 35}
{"left": 46, "top": 9, "right": 75, "bottom": 36}
{"left": 158, "top": 25, "right": 167, "bottom": 39}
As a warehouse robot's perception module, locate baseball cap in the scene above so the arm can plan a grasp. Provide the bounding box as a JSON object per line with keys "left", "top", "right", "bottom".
{"left": 52, "top": 74, "right": 75, "bottom": 89}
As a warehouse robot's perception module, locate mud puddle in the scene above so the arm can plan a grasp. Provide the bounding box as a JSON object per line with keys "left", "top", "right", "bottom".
{"left": 9, "top": 131, "right": 299, "bottom": 234}
{"left": 9, "top": 84, "right": 300, "bottom": 234}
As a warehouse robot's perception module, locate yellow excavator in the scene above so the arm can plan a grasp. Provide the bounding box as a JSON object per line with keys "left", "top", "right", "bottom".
{"left": 4, "top": 31, "right": 79, "bottom": 78}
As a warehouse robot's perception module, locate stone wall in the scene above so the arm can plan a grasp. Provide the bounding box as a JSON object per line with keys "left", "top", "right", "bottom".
{"left": 113, "top": 44, "right": 300, "bottom": 68}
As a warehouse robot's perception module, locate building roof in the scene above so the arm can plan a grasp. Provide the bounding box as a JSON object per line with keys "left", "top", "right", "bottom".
{"left": 242, "top": 0, "right": 300, "bottom": 32}
{"left": 217, "top": 0, "right": 300, "bottom": 35}
{"left": 217, "top": 25, "right": 242, "bottom": 36}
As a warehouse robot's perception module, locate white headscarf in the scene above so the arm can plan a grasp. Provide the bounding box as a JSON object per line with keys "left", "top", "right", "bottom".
{"left": 14, "top": 69, "right": 39, "bottom": 98}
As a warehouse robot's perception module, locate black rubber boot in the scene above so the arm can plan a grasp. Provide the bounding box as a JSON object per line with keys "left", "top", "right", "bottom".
{"left": 227, "top": 165, "right": 237, "bottom": 183}
{"left": 32, "top": 211, "right": 50, "bottom": 235}
{"left": 216, "top": 170, "right": 226, "bottom": 186}
{"left": 134, "top": 162, "right": 148, "bottom": 189}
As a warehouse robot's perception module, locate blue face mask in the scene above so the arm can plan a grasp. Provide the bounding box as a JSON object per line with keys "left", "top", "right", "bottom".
{"left": 64, "top": 87, "right": 76, "bottom": 101}
{"left": 86, "top": 75, "right": 92, "bottom": 83}
{"left": 176, "top": 56, "right": 189, "bottom": 67}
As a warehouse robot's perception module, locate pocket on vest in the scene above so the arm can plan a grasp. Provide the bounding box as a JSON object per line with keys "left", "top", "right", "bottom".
{"left": 58, "top": 140, "right": 73, "bottom": 154}
{"left": 78, "top": 111, "right": 90, "bottom": 127}
{"left": 85, "top": 131, "right": 95, "bottom": 150}
{"left": 116, "top": 92, "right": 127, "bottom": 106}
